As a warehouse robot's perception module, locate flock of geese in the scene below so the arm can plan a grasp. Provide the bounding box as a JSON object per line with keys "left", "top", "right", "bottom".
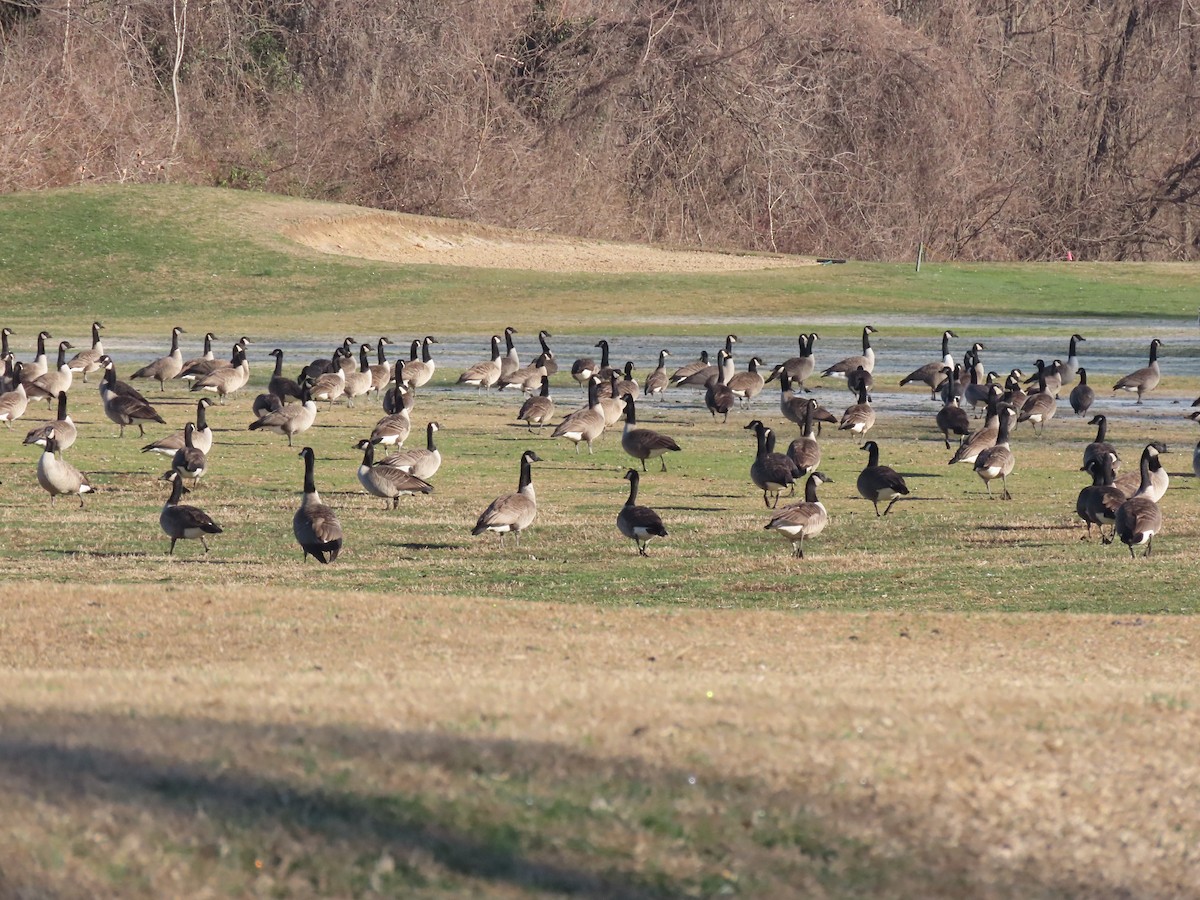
{"left": 0, "top": 322, "right": 1181, "bottom": 560}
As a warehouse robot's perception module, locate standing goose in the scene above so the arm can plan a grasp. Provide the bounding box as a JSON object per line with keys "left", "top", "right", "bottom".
{"left": 1076, "top": 454, "right": 1124, "bottom": 543}
{"left": 342, "top": 343, "right": 374, "bottom": 407}
{"left": 266, "top": 348, "right": 304, "bottom": 404}
{"left": 936, "top": 375, "right": 972, "bottom": 449}
{"left": 355, "top": 439, "right": 434, "bottom": 508}
{"left": 1017, "top": 362, "right": 1057, "bottom": 435}
{"left": 1082, "top": 414, "right": 1119, "bottom": 473}
{"left": 0, "top": 361, "right": 29, "bottom": 427}
{"left": 621, "top": 394, "right": 681, "bottom": 472}
{"left": 457, "top": 335, "right": 503, "bottom": 390}
{"left": 144, "top": 398, "right": 214, "bottom": 456}
{"left": 36, "top": 428, "right": 95, "bottom": 506}
{"left": 377, "top": 421, "right": 443, "bottom": 480}
{"left": 1063, "top": 333, "right": 1086, "bottom": 383}
{"left": 704, "top": 350, "right": 736, "bottom": 423}
{"left": 846, "top": 364, "right": 874, "bottom": 397}
{"left": 300, "top": 345, "right": 344, "bottom": 382}
{"left": 191, "top": 343, "right": 250, "bottom": 403}
{"left": 773, "top": 368, "right": 812, "bottom": 429}
{"left": 22, "top": 331, "right": 52, "bottom": 381}
{"left": 1001, "top": 369, "right": 1028, "bottom": 411}
{"left": 1194, "top": 439, "right": 1200, "bottom": 481}
{"left": 294, "top": 447, "right": 343, "bottom": 563}
{"left": 382, "top": 361, "right": 414, "bottom": 415}
{"left": 473, "top": 449, "right": 542, "bottom": 546}
{"left": 517, "top": 375, "right": 555, "bottom": 429}
{"left": 612, "top": 361, "right": 640, "bottom": 401}
{"left": 900, "top": 330, "right": 959, "bottom": 397}
{"left": 747, "top": 419, "right": 795, "bottom": 508}
{"left": 336, "top": 338, "right": 359, "bottom": 375}
{"left": 1069, "top": 367, "right": 1096, "bottom": 416}
{"left": 100, "top": 358, "right": 166, "bottom": 436}
{"left": 617, "top": 469, "right": 669, "bottom": 556}
{"left": 552, "top": 376, "right": 606, "bottom": 453}
{"left": 727, "top": 357, "right": 765, "bottom": 407}
{"left": 500, "top": 326, "right": 520, "bottom": 381}
{"left": 643, "top": 349, "right": 670, "bottom": 401}
{"left": 368, "top": 337, "right": 393, "bottom": 392}
{"left": 674, "top": 335, "right": 738, "bottom": 388}
{"left": 498, "top": 354, "right": 549, "bottom": 394}
{"left": 369, "top": 402, "right": 413, "bottom": 448}
{"left": 767, "top": 333, "right": 817, "bottom": 390}
{"left": 308, "top": 351, "right": 348, "bottom": 408}
{"left": 249, "top": 383, "right": 317, "bottom": 447}
{"left": 973, "top": 406, "right": 1017, "bottom": 499}
{"left": 1024, "top": 358, "right": 1065, "bottom": 398}
{"left": 1115, "top": 444, "right": 1165, "bottom": 557}
{"left": 949, "top": 395, "right": 1001, "bottom": 465}
{"left": 595, "top": 373, "right": 627, "bottom": 427}
{"left": 668, "top": 349, "right": 710, "bottom": 387}
{"left": 1114, "top": 442, "right": 1168, "bottom": 502}
{"left": 24, "top": 391, "right": 77, "bottom": 451}
{"left": 960, "top": 363, "right": 990, "bottom": 411}
{"left": 1113, "top": 338, "right": 1163, "bottom": 404}
{"left": 857, "top": 440, "right": 910, "bottom": 516}
{"left": 786, "top": 400, "right": 822, "bottom": 478}
{"left": 26, "top": 340, "right": 74, "bottom": 402}
{"left": 182, "top": 335, "right": 251, "bottom": 383}
{"left": 171, "top": 422, "right": 208, "bottom": 486}
{"left": 821, "top": 325, "right": 877, "bottom": 379}
{"left": 535, "top": 330, "right": 558, "bottom": 376}
{"left": 837, "top": 381, "right": 876, "bottom": 436}
{"left": 131, "top": 325, "right": 186, "bottom": 390}
{"left": 176, "top": 331, "right": 218, "bottom": 381}
{"left": 159, "top": 470, "right": 222, "bottom": 555}
{"left": 764, "top": 471, "right": 832, "bottom": 558}
{"left": 67, "top": 321, "right": 105, "bottom": 381}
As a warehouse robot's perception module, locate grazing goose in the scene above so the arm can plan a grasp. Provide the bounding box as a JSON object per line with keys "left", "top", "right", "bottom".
{"left": 500, "top": 326, "right": 520, "bottom": 380}
{"left": 22, "top": 331, "right": 52, "bottom": 381}
{"left": 294, "top": 447, "right": 343, "bottom": 563}
{"left": 1017, "top": 362, "right": 1057, "bottom": 434}
{"left": 857, "top": 440, "right": 909, "bottom": 516}
{"left": 131, "top": 325, "right": 186, "bottom": 390}
{"left": 727, "top": 357, "right": 765, "bottom": 406}
{"left": 249, "top": 383, "right": 317, "bottom": 447}
{"left": 473, "top": 449, "right": 542, "bottom": 545}
{"left": 171, "top": 423, "right": 208, "bottom": 486}
{"left": 0, "top": 363, "right": 29, "bottom": 427}
{"left": 369, "top": 402, "right": 413, "bottom": 447}
{"left": 764, "top": 471, "right": 832, "bottom": 558}
{"left": 191, "top": 343, "right": 250, "bottom": 403}
{"left": 1114, "top": 441, "right": 1168, "bottom": 502}
{"left": 675, "top": 335, "right": 738, "bottom": 387}
{"left": 704, "top": 350, "right": 736, "bottom": 424}
{"left": 786, "top": 401, "right": 822, "bottom": 478}
{"left": 67, "top": 321, "right": 105, "bottom": 381}
{"left": 159, "top": 470, "right": 222, "bottom": 555}
{"left": 368, "top": 337, "right": 393, "bottom": 392}
{"left": 552, "top": 376, "right": 606, "bottom": 453}
{"left": 900, "top": 330, "right": 959, "bottom": 397}
{"left": 36, "top": 428, "right": 95, "bottom": 506}
{"left": 266, "top": 348, "right": 304, "bottom": 405}
{"left": 1076, "top": 454, "right": 1123, "bottom": 543}
{"left": 24, "top": 392, "right": 76, "bottom": 451}
{"left": 821, "top": 325, "right": 877, "bottom": 379}
{"left": 973, "top": 406, "right": 1017, "bottom": 499}
{"left": 668, "top": 349, "right": 710, "bottom": 387}
{"left": 747, "top": 419, "right": 795, "bottom": 508}
{"left": 1115, "top": 444, "right": 1165, "bottom": 558}
{"left": 144, "top": 398, "right": 214, "bottom": 456}
{"left": 342, "top": 343, "right": 374, "bottom": 407}
{"left": 355, "top": 438, "right": 434, "bottom": 508}
{"left": 837, "top": 381, "right": 875, "bottom": 436}
{"left": 100, "top": 358, "right": 166, "bottom": 436}
{"left": 1082, "top": 414, "right": 1119, "bottom": 473}
{"left": 1069, "top": 366, "right": 1096, "bottom": 416}
{"left": 309, "top": 354, "right": 348, "bottom": 408}
{"left": 1062, "top": 333, "right": 1086, "bottom": 383}
{"left": 617, "top": 469, "right": 669, "bottom": 556}
{"left": 936, "top": 386, "right": 971, "bottom": 449}
{"left": 643, "top": 349, "right": 670, "bottom": 400}
{"left": 457, "top": 335, "right": 503, "bottom": 390}
{"left": 1113, "top": 338, "right": 1162, "bottom": 404}
{"left": 612, "top": 361, "right": 640, "bottom": 401}
{"left": 176, "top": 331, "right": 218, "bottom": 381}
{"left": 26, "top": 340, "right": 74, "bottom": 402}
{"left": 517, "top": 375, "right": 555, "bottom": 429}
{"left": 621, "top": 394, "right": 681, "bottom": 472}
{"left": 377, "top": 421, "right": 443, "bottom": 480}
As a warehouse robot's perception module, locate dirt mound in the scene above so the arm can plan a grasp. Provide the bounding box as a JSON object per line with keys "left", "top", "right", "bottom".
{"left": 282, "top": 211, "right": 815, "bottom": 273}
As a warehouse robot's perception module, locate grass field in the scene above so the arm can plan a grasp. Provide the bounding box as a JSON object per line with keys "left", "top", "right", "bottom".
{"left": 0, "top": 185, "right": 1198, "bottom": 897}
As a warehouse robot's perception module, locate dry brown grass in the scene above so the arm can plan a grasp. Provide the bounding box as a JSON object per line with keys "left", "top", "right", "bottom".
{"left": 1, "top": 583, "right": 1197, "bottom": 897}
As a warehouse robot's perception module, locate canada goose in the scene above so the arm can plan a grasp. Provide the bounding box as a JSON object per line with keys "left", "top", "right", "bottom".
{"left": 1017, "top": 361, "right": 1057, "bottom": 433}
{"left": 294, "top": 447, "right": 343, "bottom": 563}
{"left": 585, "top": 370, "right": 621, "bottom": 427}
{"left": 309, "top": 353, "right": 347, "bottom": 408}
{"left": 266, "top": 349, "right": 304, "bottom": 404}
{"left": 1082, "top": 414, "right": 1119, "bottom": 473}
{"left": 368, "top": 337, "right": 393, "bottom": 392}
{"left": 473, "top": 450, "right": 542, "bottom": 545}
{"left": 249, "top": 383, "right": 317, "bottom": 447}
{"left": 1113, "top": 338, "right": 1162, "bottom": 403}
{"left": 948, "top": 398, "right": 1001, "bottom": 465}
{"left": 26, "top": 340, "right": 74, "bottom": 402}
{"left": 973, "top": 406, "right": 1017, "bottom": 499}
{"left": 458, "top": 335, "right": 503, "bottom": 390}
{"left": 764, "top": 471, "right": 832, "bottom": 558}
{"left": 336, "top": 338, "right": 359, "bottom": 376}
{"left": 67, "top": 321, "right": 105, "bottom": 381}
{"left": 176, "top": 331, "right": 218, "bottom": 381}
{"left": 1062, "top": 333, "right": 1086, "bottom": 383}
{"left": 171, "top": 422, "right": 208, "bottom": 486}
{"left": 857, "top": 440, "right": 910, "bottom": 516}
{"left": 704, "top": 350, "right": 736, "bottom": 423}
{"left": 1001, "top": 369, "right": 1027, "bottom": 410}
{"left": 936, "top": 387, "right": 971, "bottom": 449}
{"left": 727, "top": 357, "right": 765, "bottom": 406}
{"left": 531, "top": 330, "right": 557, "bottom": 375}
{"left": 36, "top": 428, "right": 95, "bottom": 506}
{"left": 159, "top": 470, "right": 222, "bottom": 554}
{"left": 355, "top": 438, "right": 433, "bottom": 508}
{"left": 622, "top": 394, "right": 681, "bottom": 472}
{"left": 369, "top": 403, "right": 412, "bottom": 447}
{"left": 821, "top": 325, "right": 877, "bottom": 379}
{"left": 1076, "top": 455, "right": 1123, "bottom": 543}
{"left": 552, "top": 376, "right": 606, "bottom": 453}
{"left": 786, "top": 400, "right": 822, "bottom": 479}
{"left": 845, "top": 364, "right": 874, "bottom": 397}
{"left": 517, "top": 375, "right": 555, "bottom": 429}
{"left": 617, "top": 469, "right": 669, "bottom": 556}
{"left": 97, "top": 355, "right": 151, "bottom": 403}
{"left": 900, "top": 330, "right": 958, "bottom": 397}
{"left": 1069, "top": 366, "right": 1096, "bottom": 416}
{"left": 382, "top": 361, "right": 414, "bottom": 415}
{"left": 642, "top": 349, "right": 670, "bottom": 400}
{"left": 1194, "top": 440, "right": 1200, "bottom": 480}
{"left": 1024, "top": 358, "right": 1065, "bottom": 398}
{"left": 499, "top": 326, "right": 520, "bottom": 380}
{"left": 22, "top": 330, "right": 52, "bottom": 381}
{"left": 960, "top": 364, "right": 992, "bottom": 411}
{"left": 1115, "top": 444, "right": 1165, "bottom": 557}
{"left": 838, "top": 381, "right": 875, "bottom": 436}
{"left": 668, "top": 349, "right": 710, "bottom": 387}
{"left": 376, "top": 421, "right": 442, "bottom": 480}
{"left": 498, "top": 354, "right": 548, "bottom": 393}
{"left": 1114, "top": 441, "right": 1168, "bottom": 502}
{"left": 674, "top": 335, "right": 738, "bottom": 387}
{"left": 144, "top": 398, "right": 214, "bottom": 456}
{"left": 100, "top": 358, "right": 166, "bottom": 436}
{"left": 403, "top": 336, "right": 438, "bottom": 388}
{"left": 131, "top": 325, "right": 186, "bottom": 390}
{"left": 771, "top": 368, "right": 811, "bottom": 429}
{"left": 341, "top": 344, "right": 373, "bottom": 407}
{"left": 181, "top": 335, "right": 251, "bottom": 382}
{"left": 300, "top": 345, "right": 344, "bottom": 382}
{"left": 24, "top": 392, "right": 76, "bottom": 451}
{"left": 613, "top": 360, "right": 640, "bottom": 401}
{"left": 747, "top": 419, "right": 795, "bottom": 508}
{"left": 191, "top": 343, "right": 250, "bottom": 403}
{"left": 767, "top": 333, "right": 817, "bottom": 390}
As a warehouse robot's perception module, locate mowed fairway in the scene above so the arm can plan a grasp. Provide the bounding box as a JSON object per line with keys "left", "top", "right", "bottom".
{"left": 1, "top": 186, "right": 1199, "bottom": 897}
